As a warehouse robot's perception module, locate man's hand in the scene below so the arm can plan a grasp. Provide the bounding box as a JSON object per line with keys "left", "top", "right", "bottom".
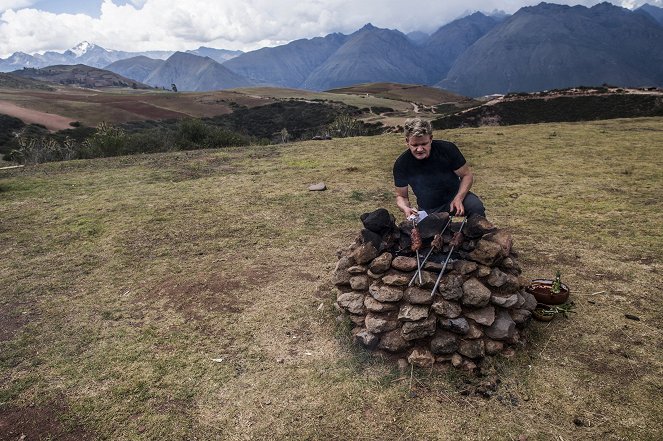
{"left": 395, "top": 186, "right": 417, "bottom": 219}
{"left": 450, "top": 197, "right": 465, "bottom": 217}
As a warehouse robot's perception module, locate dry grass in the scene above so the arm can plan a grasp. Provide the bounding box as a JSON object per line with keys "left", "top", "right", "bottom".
{"left": 0, "top": 117, "right": 661, "bottom": 440}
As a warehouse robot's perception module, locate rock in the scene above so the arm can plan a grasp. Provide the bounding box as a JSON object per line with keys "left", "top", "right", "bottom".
{"left": 416, "top": 270, "right": 438, "bottom": 289}
{"left": 431, "top": 330, "right": 459, "bottom": 354}
{"left": 464, "top": 214, "right": 497, "bottom": 238}
{"left": 360, "top": 208, "right": 396, "bottom": 235}
{"left": 352, "top": 242, "right": 379, "bottom": 265}
{"left": 484, "top": 229, "right": 512, "bottom": 256}
{"left": 462, "top": 278, "right": 492, "bottom": 307}
{"left": 348, "top": 314, "right": 365, "bottom": 326}
{"left": 402, "top": 315, "right": 437, "bottom": 340}
{"left": 408, "top": 347, "right": 435, "bottom": 367}
{"left": 521, "top": 291, "right": 538, "bottom": 312}
{"left": 377, "top": 329, "right": 412, "bottom": 352}
{"left": 365, "top": 312, "right": 399, "bottom": 333}
{"left": 397, "top": 358, "right": 409, "bottom": 372}
{"left": 451, "top": 353, "right": 464, "bottom": 368}
{"left": 437, "top": 274, "right": 464, "bottom": 300}
{"left": 347, "top": 265, "right": 368, "bottom": 275}
{"left": 515, "top": 292, "right": 526, "bottom": 309}
{"left": 439, "top": 317, "right": 469, "bottom": 334}
{"left": 510, "top": 309, "right": 532, "bottom": 325}
{"left": 475, "top": 265, "right": 492, "bottom": 278}
{"left": 485, "top": 309, "right": 516, "bottom": 340}
{"left": 335, "top": 256, "right": 354, "bottom": 271}
{"left": 466, "top": 320, "right": 484, "bottom": 339}
{"left": 431, "top": 299, "right": 462, "bottom": 318}
{"left": 454, "top": 260, "right": 478, "bottom": 275}
{"left": 369, "top": 282, "right": 404, "bottom": 302}
{"left": 458, "top": 339, "right": 485, "bottom": 359}
{"left": 404, "top": 287, "right": 434, "bottom": 305}
{"left": 500, "top": 257, "right": 516, "bottom": 270}
{"left": 468, "top": 240, "right": 503, "bottom": 266}
{"left": 392, "top": 256, "right": 418, "bottom": 272}
{"left": 349, "top": 275, "right": 370, "bottom": 291}
{"left": 360, "top": 229, "right": 383, "bottom": 251}
{"left": 423, "top": 261, "right": 443, "bottom": 271}
{"left": 484, "top": 339, "right": 504, "bottom": 355}
{"left": 491, "top": 293, "right": 519, "bottom": 308}
{"left": 355, "top": 330, "right": 378, "bottom": 348}
{"left": 332, "top": 268, "right": 352, "bottom": 286}
{"left": 369, "top": 252, "right": 393, "bottom": 274}
{"left": 364, "top": 296, "right": 398, "bottom": 313}
{"left": 337, "top": 292, "right": 366, "bottom": 315}
{"left": 308, "top": 182, "right": 326, "bottom": 191}
{"left": 398, "top": 304, "right": 429, "bottom": 322}
{"left": 382, "top": 271, "right": 410, "bottom": 286}
{"left": 416, "top": 211, "right": 450, "bottom": 238}
{"left": 366, "top": 269, "right": 383, "bottom": 279}
{"left": 503, "top": 274, "right": 521, "bottom": 292}
{"left": 486, "top": 268, "right": 508, "bottom": 287}
{"left": 464, "top": 305, "right": 496, "bottom": 326}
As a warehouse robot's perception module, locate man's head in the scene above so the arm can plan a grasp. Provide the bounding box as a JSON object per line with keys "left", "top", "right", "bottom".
{"left": 404, "top": 118, "right": 433, "bottom": 160}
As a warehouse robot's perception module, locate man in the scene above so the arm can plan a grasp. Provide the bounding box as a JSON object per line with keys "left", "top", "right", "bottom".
{"left": 393, "top": 118, "right": 485, "bottom": 219}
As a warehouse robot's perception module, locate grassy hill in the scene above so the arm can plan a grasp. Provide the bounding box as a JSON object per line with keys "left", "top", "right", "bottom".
{"left": 1, "top": 118, "right": 661, "bottom": 440}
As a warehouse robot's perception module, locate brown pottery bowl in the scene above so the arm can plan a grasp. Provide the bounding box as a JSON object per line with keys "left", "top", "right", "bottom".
{"left": 525, "top": 279, "right": 570, "bottom": 305}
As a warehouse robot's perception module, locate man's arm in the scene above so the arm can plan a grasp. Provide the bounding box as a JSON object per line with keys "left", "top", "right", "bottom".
{"left": 395, "top": 186, "right": 417, "bottom": 218}
{"left": 450, "top": 164, "right": 474, "bottom": 216}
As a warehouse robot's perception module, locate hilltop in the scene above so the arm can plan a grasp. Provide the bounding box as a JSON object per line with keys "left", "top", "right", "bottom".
{"left": 10, "top": 64, "right": 152, "bottom": 89}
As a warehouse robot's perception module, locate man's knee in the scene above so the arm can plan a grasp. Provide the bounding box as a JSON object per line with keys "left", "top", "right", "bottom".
{"left": 464, "top": 192, "right": 485, "bottom": 217}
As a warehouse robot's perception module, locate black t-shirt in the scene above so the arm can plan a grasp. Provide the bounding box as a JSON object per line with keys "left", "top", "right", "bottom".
{"left": 393, "top": 140, "right": 466, "bottom": 211}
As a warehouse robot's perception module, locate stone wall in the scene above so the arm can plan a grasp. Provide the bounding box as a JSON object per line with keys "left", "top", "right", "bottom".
{"left": 333, "top": 209, "right": 537, "bottom": 371}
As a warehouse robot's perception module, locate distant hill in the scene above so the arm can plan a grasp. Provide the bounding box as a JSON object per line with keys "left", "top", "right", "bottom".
{"left": 635, "top": 3, "right": 663, "bottom": 25}
{"left": 0, "top": 72, "right": 54, "bottom": 90}
{"left": 439, "top": 3, "right": 663, "bottom": 96}
{"left": 222, "top": 33, "right": 349, "bottom": 88}
{"left": 9, "top": 64, "right": 152, "bottom": 89}
{"left": 327, "top": 82, "right": 470, "bottom": 106}
{"left": 144, "top": 52, "right": 254, "bottom": 91}
{"left": 186, "top": 47, "right": 243, "bottom": 64}
{"left": 105, "top": 56, "right": 165, "bottom": 83}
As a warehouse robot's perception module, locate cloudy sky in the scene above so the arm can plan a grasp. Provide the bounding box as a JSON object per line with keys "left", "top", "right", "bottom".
{"left": 0, "top": 0, "right": 661, "bottom": 57}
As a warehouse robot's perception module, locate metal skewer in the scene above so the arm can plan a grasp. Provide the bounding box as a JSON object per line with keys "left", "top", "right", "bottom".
{"left": 408, "top": 216, "right": 453, "bottom": 287}
{"left": 431, "top": 217, "right": 467, "bottom": 297}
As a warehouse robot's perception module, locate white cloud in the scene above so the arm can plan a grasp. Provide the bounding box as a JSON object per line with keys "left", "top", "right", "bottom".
{"left": 1, "top": 0, "right": 662, "bottom": 58}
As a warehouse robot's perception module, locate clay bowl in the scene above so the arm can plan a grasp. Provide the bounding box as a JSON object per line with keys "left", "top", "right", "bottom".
{"left": 526, "top": 279, "right": 570, "bottom": 305}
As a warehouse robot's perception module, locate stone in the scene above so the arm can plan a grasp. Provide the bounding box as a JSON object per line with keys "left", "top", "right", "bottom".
{"left": 416, "top": 270, "right": 438, "bottom": 289}
{"left": 397, "top": 358, "right": 409, "bottom": 372}
{"left": 491, "top": 293, "right": 519, "bottom": 308}
{"left": 475, "top": 265, "right": 492, "bottom": 278}
{"left": 485, "top": 309, "right": 516, "bottom": 341}
{"left": 348, "top": 314, "right": 365, "bottom": 326}
{"left": 308, "top": 182, "right": 326, "bottom": 191}
{"left": 439, "top": 317, "right": 469, "bottom": 334}
{"left": 500, "top": 257, "right": 516, "bottom": 270}
{"left": 382, "top": 271, "right": 410, "bottom": 286}
{"left": 431, "top": 299, "right": 462, "bottom": 318}
{"left": 437, "top": 274, "right": 464, "bottom": 300}
{"left": 503, "top": 274, "right": 521, "bottom": 292}
{"left": 466, "top": 320, "right": 484, "bottom": 339}
{"left": 364, "top": 296, "right": 398, "bottom": 313}
{"left": 451, "top": 353, "right": 464, "bottom": 368}
{"left": 423, "top": 261, "right": 443, "bottom": 271}
{"left": 365, "top": 312, "right": 399, "bottom": 333}
{"left": 484, "top": 229, "right": 513, "bottom": 256}
{"left": 336, "top": 292, "right": 366, "bottom": 315}
{"left": 332, "top": 268, "right": 352, "bottom": 286}
{"left": 430, "top": 330, "right": 459, "bottom": 354}
{"left": 398, "top": 304, "right": 429, "bottom": 322}
{"left": 377, "top": 329, "right": 412, "bottom": 353}
{"left": 468, "top": 240, "right": 503, "bottom": 266}
{"left": 349, "top": 275, "right": 369, "bottom": 291}
{"left": 347, "top": 265, "right": 368, "bottom": 275}
{"left": 458, "top": 339, "right": 486, "bottom": 359}
{"left": 404, "top": 287, "right": 434, "bottom": 305}
{"left": 369, "top": 252, "right": 393, "bottom": 274}
{"left": 408, "top": 347, "right": 435, "bottom": 367}
{"left": 462, "top": 278, "right": 492, "bottom": 307}
{"left": 515, "top": 292, "right": 526, "bottom": 309}
{"left": 335, "top": 256, "right": 354, "bottom": 271}
{"left": 355, "top": 330, "right": 378, "bottom": 348}
{"left": 464, "top": 305, "right": 496, "bottom": 326}
{"left": 416, "top": 211, "right": 450, "bottom": 238}
{"left": 464, "top": 214, "right": 497, "bottom": 238}
{"left": 484, "top": 339, "right": 504, "bottom": 355}
{"left": 360, "top": 208, "right": 395, "bottom": 235}
{"left": 510, "top": 309, "right": 532, "bottom": 325}
{"left": 486, "top": 267, "right": 508, "bottom": 287}
{"left": 454, "top": 260, "right": 478, "bottom": 275}
{"left": 521, "top": 291, "right": 538, "bottom": 311}
{"left": 366, "top": 269, "right": 383, "bottom": 279}
{"left": 391, "top": 256, "right": 417, "bottom": 272}
{"left": 352, "top": 243, "right": 378, "bottom": 265}
{"left": 369, "top": 282, "right": 404, "bottom": 302}
{"left": 360, "top": 229, "right": 383, "bottom": 251}
{"left": 401, "top": 315, "right": 437, "bottom": 340}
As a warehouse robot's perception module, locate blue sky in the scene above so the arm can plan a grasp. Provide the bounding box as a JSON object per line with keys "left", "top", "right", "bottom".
{"left": 0, "top": 0, "right": 661, "bottom": 58}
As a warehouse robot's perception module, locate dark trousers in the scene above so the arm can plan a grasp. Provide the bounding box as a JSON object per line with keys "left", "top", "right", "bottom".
{"left": 425, "top": 191, "right": 486, "bottom": 218}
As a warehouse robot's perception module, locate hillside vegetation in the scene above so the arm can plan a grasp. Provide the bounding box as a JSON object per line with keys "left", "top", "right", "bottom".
{"left": 1, "top": 117, "right": 661, "bottom": 440}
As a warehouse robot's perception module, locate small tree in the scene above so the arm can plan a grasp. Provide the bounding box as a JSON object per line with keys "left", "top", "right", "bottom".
{"left": 171, "top": 83, "right": 178, "bottom": 92}
{"left": 280, "top": 127, "right": 289, "bottom": 144}
{"left": 328, "top": 114, "right": 363, "bottom": 138}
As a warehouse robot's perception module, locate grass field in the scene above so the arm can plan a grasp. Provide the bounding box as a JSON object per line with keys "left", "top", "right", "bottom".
{"left": 0, "top": 117, "right": 661, "bottom": 440}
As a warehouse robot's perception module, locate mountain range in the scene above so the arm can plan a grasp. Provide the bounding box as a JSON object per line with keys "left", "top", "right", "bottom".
{"left": 2, "top": 2, "right": 663, "bottom": 97}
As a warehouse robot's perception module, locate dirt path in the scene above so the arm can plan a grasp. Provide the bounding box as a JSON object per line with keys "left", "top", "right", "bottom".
{"left": 0, "top": 100, "right": 76, "bottom": 131}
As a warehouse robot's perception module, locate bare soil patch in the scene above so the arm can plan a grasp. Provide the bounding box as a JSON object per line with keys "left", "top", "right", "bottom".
{"left": 0, "top": 300, "right": 30, "bottom": 342}
{"left": 0, "top": 100, "right": 75, "bottom": 131}
{"left": 0, "top": 400, "right": 93, "bottom": 441}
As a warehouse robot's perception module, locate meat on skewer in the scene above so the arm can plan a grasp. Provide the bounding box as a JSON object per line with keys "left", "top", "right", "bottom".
{"left": 410, "top": 225, "right": 422, "bottom": 252}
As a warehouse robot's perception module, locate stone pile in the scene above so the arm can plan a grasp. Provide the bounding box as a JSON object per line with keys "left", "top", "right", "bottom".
{"left": 333, "top": 208, "right": 537, "bottom": 371}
